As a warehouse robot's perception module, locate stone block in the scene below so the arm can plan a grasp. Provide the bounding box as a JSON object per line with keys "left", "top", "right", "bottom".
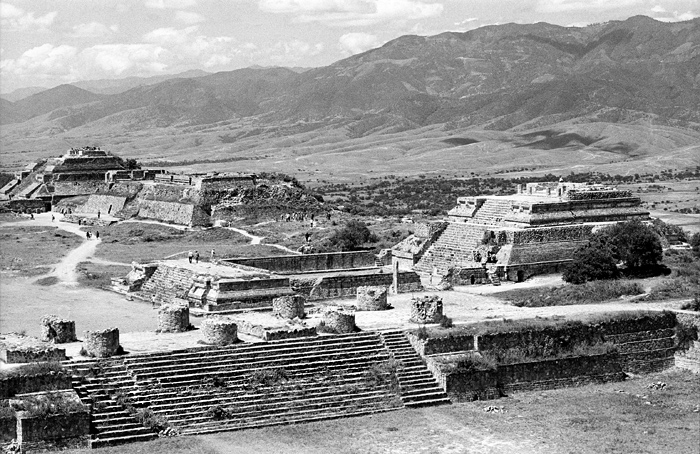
{"left": 322, "top": 307, "right": 355, "bottom": 334}
{"left": 83, "top": 328, "right": 119, "bottom": 358}
{"left": 157, "top": 304, "right": 190, "bottom": 333}
{"left": 201, "top": 318, "right": 238, "bottom": 345}
{"left": 272, "top": 294, "right": 306, "bottom": 319}
{"left": 40, "top": 315, "right": 76, "bottom": 344}
{"left": 356, "top": 286, "right": 389, "bottom": 311}
{"left": 410, "top": 295, "right": 443, "bottom": 324}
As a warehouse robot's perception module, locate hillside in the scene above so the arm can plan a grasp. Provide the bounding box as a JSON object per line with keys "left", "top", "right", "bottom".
{"left": 1, "top": 16, "right": 699, "bottom": 178}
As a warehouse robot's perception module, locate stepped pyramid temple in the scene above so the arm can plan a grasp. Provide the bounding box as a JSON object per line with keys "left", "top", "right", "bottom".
{"left": 392, "top": 181, "right": 650, "bottom": 284}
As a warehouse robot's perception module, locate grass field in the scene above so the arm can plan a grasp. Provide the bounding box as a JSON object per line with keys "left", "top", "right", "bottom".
{"left": 61, "top": 369, "right": 699, "bottom": 454}
{"left": 0, "top": 225, "right": 82, "bottom": 276}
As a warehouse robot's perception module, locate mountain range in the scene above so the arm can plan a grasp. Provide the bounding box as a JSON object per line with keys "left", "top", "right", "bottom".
{"left": 1, "top": 16, "right": 699, "bottom": 178}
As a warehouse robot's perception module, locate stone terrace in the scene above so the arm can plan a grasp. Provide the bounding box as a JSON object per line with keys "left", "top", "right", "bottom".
{"left": 64, "top": 332, "right": 448, "bottom": 444}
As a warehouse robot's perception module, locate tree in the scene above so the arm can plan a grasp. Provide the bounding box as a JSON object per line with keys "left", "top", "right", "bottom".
{"left": 563, "top": 235, "right": 620, "bottom": 284}
{"left": 328, "top": 220, "right": 376, "bottom": 251}
{"left": 605, "top": 219, "right": 663, "bottom": 269}
{"left": 690, "top": 232, "right": 700, "bottom": 256}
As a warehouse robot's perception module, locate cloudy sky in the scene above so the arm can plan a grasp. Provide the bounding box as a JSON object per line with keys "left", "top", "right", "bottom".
{"left": 1, "top": 0, "right": 698, "bottom": 93}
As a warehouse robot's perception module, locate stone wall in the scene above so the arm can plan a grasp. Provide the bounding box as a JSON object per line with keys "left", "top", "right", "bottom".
{"left": 40, "top": 316, "right": 76, "bottom": 344}
{"left": 0, "top": 417, "right": 15, "bottom": 443}
{"left": 356, "top": 286, "right": 389, "bottom": 311}
{"left": 234, "top": 319, "right": 316, "bottom": 341}
{"left": 157, "top": 305, "right": 190, "bottom": 333}
{"left": 511, "top": 225, "right": 593, "bottom": 244}
{"left": 322, "top": 308, "right": 355, "bottom": 334}
{"left": 17, "top": 411, "right": 90, "bottom": 444}
{"left": 83, "top": 328, "right": 120, "bottom": 358}
{"left": 75, "top": 194, "right": 127, "bottom": 215}
{"left": 407, "top": 332, "right": 475, "bottom": 356}
{"left": 414, "top": 222, "right": 449, "bottom": 238}
{"left": 1, "top": 347, "right": 66, "bottom": 364}
{"left": 410, "top": 296, "right": 443, "bottom": 324}
{"left": 201, "top": 318, "right": 238, "bottom": 345}
{"left": 140, "top": 264, "right": 197, "bottom": 303}
{"left": 272, "top": 295, "right": 306, "bottom": 319}
{"left": 225, "top": 251, "right": 376, "bottom": 274}
{"left": 136, "top": 200, "right": 209, "bottom": 226}
{"left": 0, "top": 372, "right": 72, "bottom": 398}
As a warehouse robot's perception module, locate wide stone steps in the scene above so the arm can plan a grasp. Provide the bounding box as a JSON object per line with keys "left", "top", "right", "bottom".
{"left": 380, "top": 331, "right": 450, "bottom": 407}
{"left": 125, "top": 338, "right": 384, "bottom": 376}
{"left": 414, "top": 223, "right": 488, "bottom": 274}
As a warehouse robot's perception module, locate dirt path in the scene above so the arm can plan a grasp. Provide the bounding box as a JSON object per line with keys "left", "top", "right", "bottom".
{"left": 224, "top": 226, "right": 300, "bottom": 255}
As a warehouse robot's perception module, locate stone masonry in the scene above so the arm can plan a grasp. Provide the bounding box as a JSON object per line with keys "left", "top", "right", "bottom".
{"left": 40, "top": 315, "right": 77, "bottom": 343}
{"left": 157, "top": 304, "right": 190, "bottom": 333}
{"left": 356, "top": 286, "right": 389, "bottom": 311}
{"left": 272, "top": 295, "right": 306, "bottom": 319}
{"left": 83, "top": 328, "right": 120, "bottom": 358}
{"left": 322, "top": 308, "right": 355, "bottom": 334}
{"left": 410, "top": 295, "right": 443, "bottom": 324}
{"left": 201, "top": 318, "right": 238, "bottom": 345}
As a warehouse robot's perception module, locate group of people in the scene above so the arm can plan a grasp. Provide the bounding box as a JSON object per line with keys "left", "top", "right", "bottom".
{"left": 188, "top": 249, "right": 215, "bottom": 264}
{"left": 86, "top": 230, "right": 100, "bottom": 240}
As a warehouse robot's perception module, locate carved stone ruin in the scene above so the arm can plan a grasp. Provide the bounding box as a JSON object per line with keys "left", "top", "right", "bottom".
{"left": 40, "top": 315, "right": 76, "bottom": 344}
{"left": 272, "top": 294, "right": 306, "bottom": 319}
{"left": 356, "top": 286, "right": 389, "bottom": 311}
{"left": 322, "top": 307, "right": 355, "bottom": 334}
{"left": 83, "top": 328, "right": 120, "bottom": 358}
{"left": 410, "top": 295, "right": 443, "bottom": 324}
{"left": 157, "top": 304, "right": 190, "bottom": 333}
{"left": 201, "top": 318, "right": 238, "bottom": 345}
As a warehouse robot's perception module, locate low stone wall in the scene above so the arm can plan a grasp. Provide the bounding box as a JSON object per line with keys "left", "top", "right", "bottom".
{"left": 83, "top": 328, "right": 120, "bottom": 358}
{"left": 157, "top": 304, "right": 190, "bottom": 333}
{"left": 673, "top": 311, "right": 700, "bottom": 373}
{"left": 0, "top": 371, "right": 72, "bottom": 398}
{"left": 225, "top": 251, "right": 377, "bottom": 274}
{"left": 292, "top": 270, "right": 422, "bottom": 301}
{"left": 407, "top": 332, "right": 475, "bottom": 356}
{"left": 40, "top": 316, "right": 76, "bottom": 344}
{"left": 322, "top": 308, "right": 355, "bottom": 334}
{"left": 1, "top": 347, "right": 66, "bottom": 364}
{"left": 17, "top": 411, "right": 90, "bottom": 444}
{"left": 75, "top": 194, "right": 126, "bottom": 215}
{"left": 234, "top": 319, "right": 316, "bottom": 341}
{"left": 201, "top": 318, "right": 238, "bottom": 345}
{"left": 356, "top": 286, "right": 388, "bottom": 311}
{"left": 410, "top": 296, "right": 443, "bottom": 324}
{"left": 272, "top": 295, "right": 306, "bottom": 319}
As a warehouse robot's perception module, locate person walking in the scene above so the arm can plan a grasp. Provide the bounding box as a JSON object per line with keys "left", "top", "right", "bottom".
{"left": 86, "top": 231, "right": 91, "bottom": 239}
{"left": 97, "top": 210, "right": 101, "bottom": 219}
{"left": 95, "top": 231, "right": 100, "bottom": 240}
{"left": 195, "top": 251, "right": 200, "bottom": 264}
{"left": 188, "top": 251, "right": 193, "bottom": 264}
{"left": 51, "top": 214, "right": 55, "bottom": 222}
{"left": 211, "top": 249, "right": 216, "bottom": 261}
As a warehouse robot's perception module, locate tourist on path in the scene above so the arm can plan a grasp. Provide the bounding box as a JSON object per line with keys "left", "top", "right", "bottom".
{"left": 51, "top": 214, "right": 55, "bottom": 222}
{"left": 188, "top": 251, "right": 193, "bottom": 264}
{"left": 30, "top": 213, "right": 34, "bottom": 220}
{"left": 195, "top": 251, "right": 200, "bottom": 264}
{"left": 86, "top": 231, "right": 91, "bottom": 239}
{"left": 95, "top": 231, "right": 99, "bottom": 240}
{"left": 97, "top": 210, "right": 101, "bottom": 219}
{"left": 211, "top": 249, "right": 215, "bottom": 261}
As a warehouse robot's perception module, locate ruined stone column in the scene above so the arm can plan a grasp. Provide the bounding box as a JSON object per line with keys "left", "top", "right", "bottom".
{"left": 201, "top": 318, "right": 238, "bottom": 345}
{"left": 157, "top": 304, "right": 190, "bottom": 333}
{"left": 409, "top": 296, "right": 443, "bottom": 324}
{"left": 322, "top": 307, "right": 355, "bottom": 334}
{"left": 273, "top": 294, "right": 306, "bottom": 319}
{"left": 83, "top": 328, "right": 120, "bottom": 358}
{"left": 356, "top": 286, "right": 389, "bottom": 311}
{"left": 40, "top": 315, "right": 77, "bottom": 343}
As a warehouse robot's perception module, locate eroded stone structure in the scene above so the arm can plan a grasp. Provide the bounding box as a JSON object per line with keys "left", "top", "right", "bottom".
{"left": 322, "top": 308, "right": 356, "bottom": 333}
{"left": 410, "top": 295, "right": 444, "bottom": 324}
{"left": 201, "top": 318, "right": 238, "bottom": 345}
{"left": 273, "top": 295, "right": 306, "bottom": 319}
{"left": 83, "top": 328, "right": 120, "bottom": 358}
{"left": 393, "top": 181, "right": 649, "bottom": 283}
{"left": 40, "top": 315, "right": 76, "bottom": 343}
{"left": 356, "top": 286, "right": 389, "bottom": 311}
{"left": 157, "top": 304, "right": 190, "bottom": 333}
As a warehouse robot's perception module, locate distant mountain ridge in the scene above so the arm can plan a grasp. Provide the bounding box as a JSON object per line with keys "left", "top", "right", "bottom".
{"left": 1, "top": 16, "right": 699, "bottom": 135}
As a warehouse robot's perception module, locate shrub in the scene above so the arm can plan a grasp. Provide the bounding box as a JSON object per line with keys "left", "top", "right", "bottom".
{"left": 0, "top": 400, "right": 15, "bottom": 419}
{"left": 501, "top": 280, "right": 644, "bottom": 307}
{"left": 248, "top": 368, "right": 289, "bottom": 388}
{"left": 0, "top": 361, "right": 64, "bottom": 379}
{"left": 19, "top": 392, "right": 86, "bottom": 418}
{"left": 681, "top": 295, "right": 700, "bottom": 312}
{"left": 563, "top": 235, "right": 620, "bottom": 284}
{"left": 134, "top": 408, "right": 169, "bottom": 431}
{"left": 415, "top": 325, "right": 429, "bottom": 340}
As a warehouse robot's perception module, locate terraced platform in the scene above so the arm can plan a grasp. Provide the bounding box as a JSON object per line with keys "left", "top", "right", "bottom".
{"left": 64, "top": 331, "right": 449, "bottom": 447}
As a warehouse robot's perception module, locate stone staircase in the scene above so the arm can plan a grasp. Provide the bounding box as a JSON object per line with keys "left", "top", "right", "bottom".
{"left": 379, "top": 331, "right": 451, "bottom": 407}
{"left": 66, "top": 359, "right": 159, "bottom": 448}
{"left": 15, "top": 180, "right": 42, "bottom": 199}
{"left": 471, "top": 199, "right": 513, "bottom": 225}
{"left": 139, "top": 264, "right": 196, "bottom": 303}
{"left": 415, "top": 223, "right": 487, "bottom": 274}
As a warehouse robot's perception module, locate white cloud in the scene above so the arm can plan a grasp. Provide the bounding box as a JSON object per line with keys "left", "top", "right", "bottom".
{"left": 143, "top": 26, "right": 199, "bottom": 45}
{"left": 454, "top": 17, "right": 477, "bottom": 26}
{"left": 339, "top": 32, "right": 381, "bottom": 55}
{"left": 0, "top": 44, "right": 78, "bottom": 79}
{"left": 145, "top": 0, "right": 197, "bottom": 9}
{"left": 270, "top": 39, "right": 324, "bottom": 61}
{"left": 536, "top": 0, "right": 645, "bottom": 13}
{"left": 651, "top": 5, "right": 666, "bottom": 13}
{"left": 174, "top": 10, "right": 205, "bottom": 24}
{"left": 653, "top": 10, "right": 699, "bottom": 22}
{"left": 259, "top": 0, "right": 443, "bottom": 27}
{"left": 70, "top": 21, "right": 116, "bottom": 38}
{"left": 0, "top": 2, "right": 57, "bottom": 31}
